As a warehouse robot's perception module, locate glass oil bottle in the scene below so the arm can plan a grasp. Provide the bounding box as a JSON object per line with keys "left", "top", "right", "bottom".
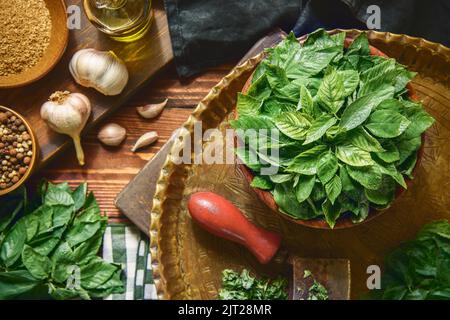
{"left": 83, "top": 0, "right": 153, "bottom": 42}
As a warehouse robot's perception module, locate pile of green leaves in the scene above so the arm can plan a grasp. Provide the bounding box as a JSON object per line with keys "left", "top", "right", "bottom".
{"left": 231, "top": 29, "right": 435, "bottom": 228}
{"left": 0, "top": 182, "right": 124, "bottom": 300}
{"left": 218, "top": 269, "right": 288, "bottom": 300}
{"left": 371, "top": 220, "right": 450, "bottom": 300}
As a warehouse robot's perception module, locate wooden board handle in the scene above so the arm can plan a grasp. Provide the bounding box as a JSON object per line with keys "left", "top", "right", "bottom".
{"left": 188, "top": 192, "right": 282, "bottom": 264}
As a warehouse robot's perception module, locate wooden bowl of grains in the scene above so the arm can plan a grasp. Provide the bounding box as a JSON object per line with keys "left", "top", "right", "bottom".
{"left": 0, "top": 0, "right": 69, "bottom": 88}
{"left": 0, "top": 106, "right": 39, "bottom": 196}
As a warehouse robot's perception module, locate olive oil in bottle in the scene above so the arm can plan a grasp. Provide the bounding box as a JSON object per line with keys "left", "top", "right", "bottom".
{"left": 83, "top": 0, "right": 153, "bottom": 42}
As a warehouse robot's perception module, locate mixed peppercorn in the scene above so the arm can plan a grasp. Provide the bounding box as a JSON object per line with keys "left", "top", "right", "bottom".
{"left": 0, "top": 109, "right": 33, "bottom": 190}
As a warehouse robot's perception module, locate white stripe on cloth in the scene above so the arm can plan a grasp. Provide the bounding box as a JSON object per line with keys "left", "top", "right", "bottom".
{"left": 102, "top": 226, "right": 114, "bottom": 301}
{"left": 144, "top": 284, "right": 158, "bottom": 300}
{"left": 125, "top": 226, "right": 140, "bottom": 300}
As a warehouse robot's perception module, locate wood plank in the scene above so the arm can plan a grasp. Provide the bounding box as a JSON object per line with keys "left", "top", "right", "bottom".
{"left": 0, "top": 0, "right": 173, "bottom": 167}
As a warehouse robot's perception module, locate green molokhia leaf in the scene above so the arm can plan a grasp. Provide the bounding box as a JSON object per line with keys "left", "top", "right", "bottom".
{"left": 317, "top": 69, "right": 345, "bottom": 113}
{"left": 303, "top": 115, "right": 337, "bottom": 145}
{"left": 317, "top": 151, "right": 339, "bottom": 184}
{"left": 340, "top": 85, "right": 395, "bottom": 130}
{"left": 275, "top": 112, "right": 311, "bottom": 140}
{"left": 295, "top": 175, "right": 316, "bottom": 203}
{"left": 360, "top": 58, "right": 396, "bottom": 84}
{"left": 375, "top": 161, "right": 407, "bottom": 189}
{"left": 325, "top": 175, "right": 342, "bottom": 205}
{"left": 396, "top": 136, "right": 422, "bottom": 164}
{"left": 250, "top": 176, "right": 274, "bottom": 190}
{"left": 265, "top": 63, "right": 290, "bottom": 89}
{"left": 322, "top": 200, "right": 342, "bottom": 229}
{"left": 274, "top": 183, "right": 317, "bottom": 220}
{"left": 287, "top": 145, "right": 328, "bottom": 175}
{"left": 269, "top": 174, "right": 295, "bottom": 184}
{"left": 359, "top": 62, "right": 398, "bottom": 97}
{"left": 336, "top": 145, "right": 374, "bottom": 167}
{"left": 398, "top": 152, "right": 418, "bottom": 179}
{"left": 365, "top": 176, "right": 396, "bottom": 206}
{"left": 400, "top": 101, "right": 435, "bottom": 139}
{"left": 22, "top": 245, "right": 52, "bottom": 280}
{"left": 44, "top": 187, "right": 74, "bottom": 207}
{"left": 260, "top": 96, "right": 296, "bottom": 117}
{"left": 72, "top": 182, "right": 88, "bottom": 212}
{"left": 80, "top": 257, "right": 121, "bottom": 290}
{"left": 66, "top": 221, "right": 103, "bottom": 248}
{"left": 235, "top": 147, "right": 262, "bottom": 172}
{"left": 366, "top": 110, "right": 411, "bottom": 138}
{"left": 236, "top": 93, "right": 262, "bottom": 117}
{"left": 346, "top": 33, "right": 370, "bottom": 57}
{"left": 0, "top": 219, "right": 27, "bottom": 267}
{"left": 247, "top": 75, "right": 272, "bottom": 100}
{"left": 0, "top": 270, "right": 42, "bottom": 300}
{"left": 346, "top": 165, "right": 383, "bottom": 190}
{"left": 339, "top": 70, "right": 360, "bottom": 96}
{"left": 349, "top": 127, "right": 384, "bottom": 152}
{"left": 376, "top": 141, "right": 400, "bottom": 163}
{"left": 297, "top": 85, "right": 314, "bottom": 115}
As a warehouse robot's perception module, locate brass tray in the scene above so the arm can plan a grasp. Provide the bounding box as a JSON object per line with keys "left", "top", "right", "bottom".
{"left": 150, "top": 30, "right": 450, "bottom": 300}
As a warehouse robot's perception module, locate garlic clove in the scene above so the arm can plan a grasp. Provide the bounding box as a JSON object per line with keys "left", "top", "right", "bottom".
{"left": 69, "top": 49, "right": 129, "bottom": 96}
{"left": 132, "top": 131, "right": 159, "bottom": 152}
{"left": 137, "top": 99, "right": 168, "bottom": 119}
{"left": 98, "top": 123, "right": 127, "bottom": 147}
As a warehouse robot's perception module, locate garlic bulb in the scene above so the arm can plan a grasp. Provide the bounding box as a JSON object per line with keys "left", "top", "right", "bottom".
{"left": 69, "top": 49, "right": 129, "bottom": 96}
{"left": 41, "top": 91, "right": 91, "bottom": 166}
{"left": 98, "top": 123, "right": 127, "bottom": 146}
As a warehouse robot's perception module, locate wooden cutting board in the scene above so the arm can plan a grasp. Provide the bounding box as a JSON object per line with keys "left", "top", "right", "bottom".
{"left": 0, "top": 0, "right": 173, "bottom": 168}
{"left": 116, "top": 30, "right": 286, "bottom": 236}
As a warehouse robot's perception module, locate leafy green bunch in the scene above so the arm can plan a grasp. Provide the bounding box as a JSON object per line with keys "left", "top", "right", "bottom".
{"left": 219, "top": 269, "right": 288, "bottom": 300}
{"left": 231, "top": 29, "right": 435, "bottom": 228}
{"left": 372, "top": 220, "right": 450, "bottom": 300}
{"left": 0, "top": 182, "right": 124, "bottom": 300}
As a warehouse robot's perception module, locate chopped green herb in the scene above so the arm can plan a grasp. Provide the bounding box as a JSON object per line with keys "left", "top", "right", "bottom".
{"left": 219, "top": 269, "right": 288, "bottom": 300}
{"left": 301, "top": 269, "right": 329, "bottom": 300}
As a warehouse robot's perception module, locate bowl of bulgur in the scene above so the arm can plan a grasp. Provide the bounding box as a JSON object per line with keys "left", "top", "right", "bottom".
{"left": 0, "top": 106, "right": 39, "bottom": 196}
{"left": 0, "top": 0, "right": 69, "bottom": 88}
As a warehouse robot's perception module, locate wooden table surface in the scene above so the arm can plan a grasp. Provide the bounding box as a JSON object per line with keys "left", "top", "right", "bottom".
{"left": 33, "top": 63, "right": 234, "bottom": 224}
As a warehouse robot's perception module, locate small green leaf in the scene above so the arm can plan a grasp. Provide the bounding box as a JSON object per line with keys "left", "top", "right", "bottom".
{"left": 338, "top": 70, "right": 360, "bottom": 96}
{"left": 22, "top": 245, "right": 52, "bottom": 280}
{"left": 0, "top": 219, "right": 27, "bottom": 267}
{"left": 366, "top": 110, "right": 411, "bottom": 138}
{"left": 317, "top": 151, "right": 339, "bottom": 184}
{"left": 0, "top": 270, "right": 42, "bottom": 300}
{"left": 287, "top": 145, "right": 327, "bottom": 175}
{"left": 303, "top": 115, "right": 337, "bottom": 145}
{"left": 365, "top": 176, "right": 396, "bottom": 206}
{"left": 269, "top": 174, "right": 295, "bottom": 184}
{"left": 322, "top": 200, "right": 342, "bottom": 229}
{"left": 376, "top": 141, "right": 400, "bottom": 163}
{"left": 298, "top": 85, "right": 314, "bottom": 116}
{"left": 346, "top": 165, "right": 383, "bottom": 190}
{"left": 325, "top": 175, "right": 342, "bottom": 205}
{"left": 317, "top": 69, "right": 345, "bottom": 112}
{"left": 295, "top": 175, "right": 316, "bottom": 203}
{"left": 250, "top": 176, "right": 274, "bottom": 190}
{"left": 349, "top": 127, "right": 384, "bottom": 152}
{"left": 340, "top": 85, "right": 395, "bottom": 130}
{"left": 336, "top": 145, "right": 374, "bottom": 167}
{"left": 237, "top": 93, "right": 263, "bottom": 117}
{"left": 275, "top": 112, "right": 311, "bottom": 140}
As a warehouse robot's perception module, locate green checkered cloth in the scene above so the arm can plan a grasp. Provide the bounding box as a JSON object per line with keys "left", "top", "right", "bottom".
{"left": 102, "top": 224, "right": 157, "bottom": 300}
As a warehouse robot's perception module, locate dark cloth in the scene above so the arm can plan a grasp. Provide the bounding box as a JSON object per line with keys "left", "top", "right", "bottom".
{"left": 164, "top": 0, "right": 450, "bottom": 77}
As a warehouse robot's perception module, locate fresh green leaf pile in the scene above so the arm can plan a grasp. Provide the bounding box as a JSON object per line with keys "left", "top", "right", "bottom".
{"left": 232, "top": 29, "right": 435, "bottom": 228}
{"left": 301, "top": 270, "right": 329, "bottom": 300}
{"left": 0, "top": 182, "right": 124, "bottom": 300}
{"left": 219, "top": 269, "right": 288, "bottom": 300}
{"left": 371, "top": 220, "right": 450, "bottom": 300}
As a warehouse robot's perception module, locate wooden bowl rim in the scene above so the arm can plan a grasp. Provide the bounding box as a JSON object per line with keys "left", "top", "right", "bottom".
{"left": 0, "top": 106, "right": 39, "bottom": 197}
{"left": 0, "top": 0, "right": 69, "bottom": 89}
{"left": 237, "top": 34, "right": 424, "bottom": 230}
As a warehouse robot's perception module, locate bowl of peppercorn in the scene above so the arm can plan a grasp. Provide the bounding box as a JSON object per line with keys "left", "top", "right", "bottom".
{"left": 0, "top": 106, "right": 38, "bottom": 196}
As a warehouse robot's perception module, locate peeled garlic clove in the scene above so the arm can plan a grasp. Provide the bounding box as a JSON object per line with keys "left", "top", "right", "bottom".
{"left": 69, "top": 49, "right": 129, "bottom": 96}
{"left": 137, "top": 99, "right": 168, "bottom": 119}
{"left": 98, "top": 123, "right": 127, "bottom": 146}
{"left": 132, "top": 131, "right": 159, "bottom": 152}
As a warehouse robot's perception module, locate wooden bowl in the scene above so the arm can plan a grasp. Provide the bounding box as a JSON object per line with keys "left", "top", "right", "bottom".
{"left": 0, "top": 0, "right": 69, "bottom": 89}
{"left": 238, "top": 37, "right": 423, "bottom": 230}
{"left": 0, "top": 106, "right": 39, "bottom": 196}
